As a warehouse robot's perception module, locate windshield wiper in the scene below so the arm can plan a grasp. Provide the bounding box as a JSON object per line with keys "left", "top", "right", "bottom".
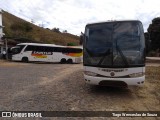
{"left": 116, "top": 45, "right": 129, "bottom": 67}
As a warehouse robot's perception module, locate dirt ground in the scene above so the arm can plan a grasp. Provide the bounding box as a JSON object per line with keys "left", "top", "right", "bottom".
{"left": 0, "top": 60, "right": 160, "bottom": 120}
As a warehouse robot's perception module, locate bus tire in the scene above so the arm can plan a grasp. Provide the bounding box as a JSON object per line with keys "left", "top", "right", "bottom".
{"left": 22, "top": 57, "right": 29, "bottom": 63}
{"left": 60, "top": 58, "right": 66, "bottom": 64}
{"left": 67, "top": 59, "right": 73, "bottom": 64}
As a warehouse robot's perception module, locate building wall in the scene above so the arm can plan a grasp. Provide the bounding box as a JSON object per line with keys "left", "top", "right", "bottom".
{"left": 0, "top": 9, "right": 4, "bottom": 56}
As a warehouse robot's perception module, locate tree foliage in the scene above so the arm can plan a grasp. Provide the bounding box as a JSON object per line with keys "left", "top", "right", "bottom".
{"left": 147, "top": 17, "right": 160, "bottom": 50}
{"left": 52, "top": 27, "right": 60, "bottom": 33}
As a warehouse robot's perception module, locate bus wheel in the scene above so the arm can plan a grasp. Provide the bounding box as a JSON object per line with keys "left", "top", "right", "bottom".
{"left": 67, "top": 59, "right": 73, "bottom": 64}
{"left": 22, "top": 57, "right": 29, "bottom": 63}
{"left": 60, "top": 58, "right": 66, "bottom": 64}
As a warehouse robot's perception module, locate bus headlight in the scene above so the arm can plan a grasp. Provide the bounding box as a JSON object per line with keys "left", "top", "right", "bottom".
{"left": 84, "top": 71, "right": 98, "bottom": 76}
{"left": 129, "top": 72, "right": 144, "bottom": 78}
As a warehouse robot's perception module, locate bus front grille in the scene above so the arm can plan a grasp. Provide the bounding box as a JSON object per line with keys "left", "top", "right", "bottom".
{"left": 99, "top": 80, "right": 128, "bottom": 88}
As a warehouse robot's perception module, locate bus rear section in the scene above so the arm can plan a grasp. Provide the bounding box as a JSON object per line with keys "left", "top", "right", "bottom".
{"left": 11, "top": 43, "right": 83, "bottom": 63}
{"left": 83, "top": 20, "right": 146, "bottom": 87}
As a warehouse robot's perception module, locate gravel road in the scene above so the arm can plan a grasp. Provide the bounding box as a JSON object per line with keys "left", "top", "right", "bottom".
{"left": 0, "top": 61, "right": 160, "bottom": 120}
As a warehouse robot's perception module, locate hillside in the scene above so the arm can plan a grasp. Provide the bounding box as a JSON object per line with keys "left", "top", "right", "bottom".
{"left": 2, "top": 10, "right": 80, "bottom": 46}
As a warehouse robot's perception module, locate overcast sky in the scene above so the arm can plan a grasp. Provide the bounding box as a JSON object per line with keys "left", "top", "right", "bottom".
{"left": 0, "top": 0, "right": 160, "bottom": 35}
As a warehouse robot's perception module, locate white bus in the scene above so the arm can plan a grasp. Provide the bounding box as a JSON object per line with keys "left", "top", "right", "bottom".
{"left": 83, "top": 20, "right": 146, "bottom": 87}
{"left": 11, "top": 43, "right": 83, "bottom": 63}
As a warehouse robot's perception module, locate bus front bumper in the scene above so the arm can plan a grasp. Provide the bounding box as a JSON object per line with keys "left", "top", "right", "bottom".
{"left": 84, "top": 74, "right": 145, "bottom": 87}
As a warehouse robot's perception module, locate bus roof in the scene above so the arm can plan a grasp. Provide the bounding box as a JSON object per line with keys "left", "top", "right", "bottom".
{"left": 86, "top": 20, "right": 141, "bottom": 26}
{"left": 17, "top": 43, "right": 82, "bottom": 49}
{"left": 17, "top": 43, "right": 64, "bottom": 47}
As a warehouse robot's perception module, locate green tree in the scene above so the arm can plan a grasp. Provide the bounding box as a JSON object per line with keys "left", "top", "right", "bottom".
{"left": 67, "top": 42, "right": 77, "bottom": 46}
{"left": 147, "top": 17, "right": 160, "bottom": 50}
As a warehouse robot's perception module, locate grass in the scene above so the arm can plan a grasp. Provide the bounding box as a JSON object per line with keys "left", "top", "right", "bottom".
{"left": 146, "top": 66, "right": 160, "bottom": 80}
{"left": 141, "top": 66, "right": 160, "bottom": 110}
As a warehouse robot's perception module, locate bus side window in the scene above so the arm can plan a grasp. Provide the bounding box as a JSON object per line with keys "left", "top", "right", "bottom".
{"left": 73, "top": 48, "right": 82, "bottom": 53}
{"left": 62, "top": 48, "right": 82, "bottom": 53}
{"left": 54, "top": 47, "right": 62, "bottom": 52}
{"left": 24, "top": 45, "right": 35, "bottom": 51}
{"left": 75, "top": 48, "right": 82, "bottom": 53}
{"left": 62, "top": 48, "right": 69, "bottom": 53}
{"left": 35, "top": 46, "right": 45, "bottom": 52}
{"left": 62, "top": 48, "right": 75, "bottom": 53}
{"left": 44, "top": 47, "right": 53, "bottom": 52}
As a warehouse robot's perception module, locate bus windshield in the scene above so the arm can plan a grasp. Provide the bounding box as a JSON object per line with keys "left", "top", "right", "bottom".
{"left": 11, "top": 45, "right": 25, "bottom": 54}
{"left": 84, "top": 21, "right": 145, "bottom": 68}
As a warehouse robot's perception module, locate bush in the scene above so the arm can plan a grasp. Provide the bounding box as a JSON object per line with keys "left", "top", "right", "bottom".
{"left": 67, "top": 43, "right": 77, "bottom": 46}
{"left": 10, "top": 22, "right": 32, "bottom": 32}
{"left": 24, "top": 22, "right": 33, "bottom": 32}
